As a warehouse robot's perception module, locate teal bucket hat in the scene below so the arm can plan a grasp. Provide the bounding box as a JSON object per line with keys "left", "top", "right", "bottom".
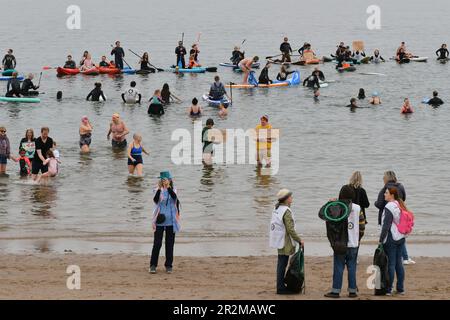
{"left": 159, "top": 171, "right": 172, "bottom": 180}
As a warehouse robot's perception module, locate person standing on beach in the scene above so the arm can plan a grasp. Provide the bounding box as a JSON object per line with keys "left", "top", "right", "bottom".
{"left": 348, "top": 171, "right": 369, "bottom": 239}
{"left": 324, "top": 185, "right": 364, "bottom": 298}
{"left": 111, "top": 41, "right": 125, "bottom": 70}
{"left": 107, "top": 113, "right": 129, "bottom": 150}
{"left": 269, "top": 189, "right": 303, "bottom": 295}
{"left": 150, "top": 171, "right": 181, "bottom": 274}
{"left": 374, "top": 171, "right": 414, "bottom": 265}
{"left": 31, "top": 127, "right": 54, "bottom": 181}
{"left": 379, "top": 187, "right": 407, "bottom": 296}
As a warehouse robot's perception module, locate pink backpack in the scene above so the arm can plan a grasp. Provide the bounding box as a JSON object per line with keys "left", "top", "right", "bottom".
{"left": 394, "top": 201, "right": 414, "bottom": 235}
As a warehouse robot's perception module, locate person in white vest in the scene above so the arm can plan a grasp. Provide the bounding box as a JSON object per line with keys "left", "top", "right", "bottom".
{"left": 324, "top": 185, "right": 365, "bottom": 299}
{"left": 269, "top": 188, "right": 303, "bottom": 295}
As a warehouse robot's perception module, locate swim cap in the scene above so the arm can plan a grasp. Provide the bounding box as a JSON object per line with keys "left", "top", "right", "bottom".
{"left": 372, "top": 91, "right": 379, "bottom": 97}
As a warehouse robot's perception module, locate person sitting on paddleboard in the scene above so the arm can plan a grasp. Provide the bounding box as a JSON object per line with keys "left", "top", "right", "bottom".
{"left": 427, "top": 91, "right": 444, "bottom": 107}
{"left": 209, "top": 76, "right": 229, "bottom": 101}
{"left": 396, "top": 47, "right": 408, "bottom": 62}
{"left": 64, "top": 55, "right": 76, "bottom": 69}
{"left": 258, "top": 63, "right": 272, "bottom": 85}
{"left": 436, "top": 44, "right": 449, "bottom": 60}
{"left": 231, "top": 46, "right": 244, "bottom": 65}
{"left": 80, "top": 53, "right": 94, "bottom": 71}
{"left": 2, "top": 49, "right": 16, "bottom": 70}
{"left": 139, "top": 52, "right": 155, "bottom": 73}
{"left": 188, "top": 52, "right": 201, "bottom": 69}
{"left": 369, "top": 49, "right": 385, "bottom": 63}
{"left": 352, "top": 50, "right": 366, "bottom": 62}
{"left": 86, "top": 82, "right": 106, "bottom": 102}
{"left": 303, "top": 73, "right": 320, "bottom": 89}
{"left": 279, "top": 37, "right": 292, "bottom": 63}
{"left": 297, "top": 42, "right": 309, "bottom": 57}
{"left": 111, "top": 41, "right": 125, "bottom": 70}
{"left": 276, "top": 65, "right": 294, "bottom": 81}
{"left": 99, "top": 56, "right": 110, "bottom": 67}
{"left": 239, "top": 56, "right": 259, "bottom": 84}
{"left": 175, "top": 41, "right": 187, "bottom": 68}
{"left": 401, "top": 98, "right": 414, "bottom": 114}
{"left": 5, "top": 72, "right": 21, "bottom": 97}
{"left": 21, "top": 74, "right": 39, "bottom": 96}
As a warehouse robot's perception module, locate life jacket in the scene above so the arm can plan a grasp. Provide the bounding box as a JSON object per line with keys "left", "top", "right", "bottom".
{"left": 269, "top": 205, "right": 293, "bottom": 249}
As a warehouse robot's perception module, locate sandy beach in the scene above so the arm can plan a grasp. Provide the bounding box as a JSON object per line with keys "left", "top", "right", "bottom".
{"left": 1, "top": 254, "right": 448, "bottom": 300}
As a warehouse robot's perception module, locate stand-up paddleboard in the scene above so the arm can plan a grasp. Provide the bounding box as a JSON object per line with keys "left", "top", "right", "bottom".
{"left": 410, "top": 57, "right": 428, "bottom": 62}
{"left": 226, "top": 71, "right": 300, "bottom": 89}
{"left": 202, "top": 94, "right": 231, "bottom": 107}
{"left": 0, "top": 96, "right": 40, "bottom": 103}
{"left": 422, "top": 98, "right": 430, "bottom": 104}
{"left": 220, "top": 62, "right": 260, "bottom": 69}
{"left": 359, "top": 72, "right": 386, "bottom": 76}
{"left": 0, "top": 75, "right": 24, "bottom": 81}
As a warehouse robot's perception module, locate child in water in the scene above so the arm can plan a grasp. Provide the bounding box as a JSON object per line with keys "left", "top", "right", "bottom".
{"left": 401, "top": 98, "right": 414, "bottom": 114}
{"left": 36, "top": 150, "right": 58, "bottom": 183}
{"left": 17, "top": 148, "right": 31, "bottom": 177}
{"left": 218, "top": 104, "right": 228, "bottom": 117}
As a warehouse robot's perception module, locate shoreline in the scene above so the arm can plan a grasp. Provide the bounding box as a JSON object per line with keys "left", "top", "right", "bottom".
{"left": 1, "top": 235, "right": 449, "bottom": 257}
{"left": 1, "top": 253, "right": 448, "bottom": 300}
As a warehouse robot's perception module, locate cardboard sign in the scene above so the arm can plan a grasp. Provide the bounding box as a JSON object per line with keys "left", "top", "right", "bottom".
{"left": 352, "top": 41, "right": 365, "bottom": 52}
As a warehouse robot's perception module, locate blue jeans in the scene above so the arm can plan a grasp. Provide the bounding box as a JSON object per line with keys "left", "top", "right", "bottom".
{"left": 384, "top": 233, "right": 405, "bottom": 293}
{"left": 332, "top": 247, "right": 358, "bottom": 294}
{"left": 277, "top": 255, "right": 289, "bottom": 292}
{"left": 401, "top": 241, "right": 409, "bottom": 260}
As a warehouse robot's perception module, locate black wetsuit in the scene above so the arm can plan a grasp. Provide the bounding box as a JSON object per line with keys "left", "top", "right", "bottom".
{"left": 303, "top": 75, "right": 320, "bottom": 88}
{"left": 312, "top": 70, "right": 325, "bottom": 81}
{"left": 2, "top": 54, "right": 16, "bottom": 70}
{"left": 140, "top": 60, "right": 155, "bottom": 72}
{"left": 298, "top": 46, "right": 306, "bottom": 56}
{"left": 64, "top": 60, "right": 76, "bottom": 69}
{"left": 148, "top": 103, "right": 165, "bottom": 115}
{"left": 436, "top": 48, "right": 449, "bottom": 60}
{"left": 428, "top": 97, "right": 444, "bottom": 107}
{"left": 276, "top": 70, "right": 294, "bottom": 81}
{"left": 258, "top": 67, "right": 272, "bottom": 84}
{"left": 99, "top": 61, "right": 110, "bottom": 67}
{"left": 280, "top": 42, "right": 292, "bottom": 62}
{"left": 6, "top": 78, "right": 21, "bottom": 97}
{"left": 190, "top": 48, "right": 199, "bottom": 62}
{"left": 111, "top": 47, "right": 125, "bottom": 69}
{"left": 231, "top": 50, "right": 244, "bottom": 65}
{"left": 175, "top": 45, "right": 187, "bottom": 68}
{"left": 86, "top": 88, "right": 106, "bottom": 101}
{"left": 21, "top": 79, "right": 39, "bottom": 96}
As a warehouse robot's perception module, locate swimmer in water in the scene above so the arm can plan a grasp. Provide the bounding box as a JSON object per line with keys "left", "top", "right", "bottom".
{"left": 401, "top": 98, "right": 414, "bottom": 114}
{"left": 369, "top": 92, "right": 382, "bottom": 105}
{"left": 188, "top": 98, "right": 202, "bottom": 117}
{"left": 127, "top": 133, "right": 150, "bottom": 176}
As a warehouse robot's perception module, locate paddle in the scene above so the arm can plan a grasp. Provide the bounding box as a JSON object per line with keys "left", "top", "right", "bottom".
{"left": 37, "top": 72, "right": 42, "bottom": 87}
{"left": 128, "top": 49, "right": 164, "bottom": 72}
{"left": 230, "top": 81, "right": 233, "bottom": 106}
{"left": 42, "top": 66, "right": 54, "bottom": 70}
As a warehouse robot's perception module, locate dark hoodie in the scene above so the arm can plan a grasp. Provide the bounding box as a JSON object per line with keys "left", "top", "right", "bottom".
{"left": 375, "top": 181, "right": 406, "bottom": 225}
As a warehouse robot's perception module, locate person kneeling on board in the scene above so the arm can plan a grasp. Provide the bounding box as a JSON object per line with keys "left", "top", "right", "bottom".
{"left": 258, "top": 63, "right": 272, "bottom": 85}
{"left": 5, "top": 72, "right": 22, "bottom": 97}
{"left": 21, "top": 74, "right": 40, "bottom": 96}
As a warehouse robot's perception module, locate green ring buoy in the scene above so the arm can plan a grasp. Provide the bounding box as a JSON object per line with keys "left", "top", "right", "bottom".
{"left": 324, "top": 201, "right": 349, "bottom": 222}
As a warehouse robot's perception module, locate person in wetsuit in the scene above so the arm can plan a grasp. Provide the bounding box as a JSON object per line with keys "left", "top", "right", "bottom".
{"left": 312, "top": 68, "right": 325, "bottom": 81}
{"left": 298, "top": 42, "right": 309, "bottom": 56}
{"left": 148, "top": 90, "right": 165, "bottom": 115}
{"left": 86, "top": 82, "right": 106, "bottom": 101}
{"left": 280, "top": 37, "right": 292, "bottom": 63}
{"left": 231, "top": 46, "right": 244, "bottom": 65}
{"left": 436, "top": 44, "right": 449, "bottom": 60}
{"left": 64, "top": 55, "right": 76, "bottom": 69}
{"left": 2, "top": 49, "right": 16, "bottom": 70}
{"left": 21, "top": 74, "right": 40, "bottom": 96}
{"left": 276, "top": 65, "right": 294, "bottom": 81}
{"left": 303, "top": 73, "right": 320, "bottom": 88}
{"left": 140, "top": 52, "right": 156, "bottom": 73}
{"left": 258, "top": 63, "right": 272, "bottom": 85}
{"left": 111, "top": 41, "right": 125, "bottom": 69}
{"left": 99, "top": 56, "right": 110, "bottom": 67}
{"left": 6, "top": 72, "right": 21, "bottom": 97}
{"left": 175, "top": 41, "right": 187, "bottom": 68}
{"left": 427, "top": 91, "right": 444, "bottom": 107}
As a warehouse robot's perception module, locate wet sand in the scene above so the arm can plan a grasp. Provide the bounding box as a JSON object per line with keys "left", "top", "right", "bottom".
{"left": 1, "top": 254, "right": 448, "bottom": 300}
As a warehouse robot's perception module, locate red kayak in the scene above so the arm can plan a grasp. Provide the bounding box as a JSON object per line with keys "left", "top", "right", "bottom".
{"left": 56, "top": 67, "right": 80, "bottom": 76}
{"left": 98, "top": 67, "right": 121, "bottom": 74}
{"left": 80, "top": 67, "right": 100, "bottom": 75}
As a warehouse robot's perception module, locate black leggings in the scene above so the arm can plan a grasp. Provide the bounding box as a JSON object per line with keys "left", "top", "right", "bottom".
{"left": 150, "top": 226, "right": 176, "bottom": 268}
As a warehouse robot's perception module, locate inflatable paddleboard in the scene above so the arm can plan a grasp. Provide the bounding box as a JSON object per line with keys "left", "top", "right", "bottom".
{"left": 410, "top": 57, "right": 428, "bottom": 62}
{"left": 0, "top": 75, "right": 24, "bottom": 81}
{"left": 226, "top": 70, "right": 300, "bottom": 89}
{"left": 220, "top": 62, "right": 260, "bottom": 69}
{"left": 202, "top": 94, "right": 231, "bottom": 107}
